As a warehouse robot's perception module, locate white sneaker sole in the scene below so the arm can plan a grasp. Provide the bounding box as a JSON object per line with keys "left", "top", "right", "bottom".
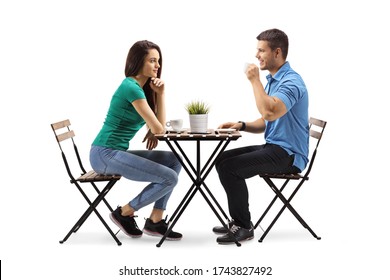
{"left": 217, "top": 235, "right": 254, "bottom": 245}
{"left": 143, "top": 228, "right": 182, "bottom": 241}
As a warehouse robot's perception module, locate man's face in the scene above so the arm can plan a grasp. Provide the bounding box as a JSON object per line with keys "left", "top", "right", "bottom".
{"left": 255, "top": 40, "right": 277, "bottom": 71}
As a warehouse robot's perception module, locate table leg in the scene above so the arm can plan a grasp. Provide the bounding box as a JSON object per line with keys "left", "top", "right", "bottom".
{"left": 156, "top": 138, "right": 240, "bottom": 247}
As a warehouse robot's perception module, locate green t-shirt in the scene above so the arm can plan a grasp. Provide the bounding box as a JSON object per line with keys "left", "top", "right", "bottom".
{"left": 92, "top": 77, "right": 146, "bottom": 150}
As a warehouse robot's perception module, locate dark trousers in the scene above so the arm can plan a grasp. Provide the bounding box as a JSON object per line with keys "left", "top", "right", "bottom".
{"left": 215, "top": 143, "right": 300, "bottom": 229}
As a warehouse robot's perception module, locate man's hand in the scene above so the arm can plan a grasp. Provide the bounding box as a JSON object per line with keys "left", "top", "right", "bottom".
{"left": 142, "top": 129, "right": 158, "bottom": 150}
{"left": 218, "top": 122, "right": 242, "bottom": 130}
{"left": 245, "top": 64, "right": 260, "bottom": 82}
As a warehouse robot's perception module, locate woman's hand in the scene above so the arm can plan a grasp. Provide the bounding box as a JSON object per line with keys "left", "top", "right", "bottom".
{"left": 150, "top": 78, "right": 165, "bottom": 95}
{"left": 142, "top": 129, "right": 159, "bottom": 150}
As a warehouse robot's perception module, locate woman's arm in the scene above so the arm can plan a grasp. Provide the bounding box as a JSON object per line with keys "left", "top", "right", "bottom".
{"left": 132, "top": 78, "right": 167, "bottom": 135}
{"left": 132, "top": 99, "right": 165, "bottom": 134}
{"left": 151, "top": 77, "right": 166, "bottom": 129}
{"left": 155, "top": 90, "right": 166, "bottom": 129}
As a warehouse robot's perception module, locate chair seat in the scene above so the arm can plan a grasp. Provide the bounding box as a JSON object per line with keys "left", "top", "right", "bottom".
{"left": 260, "top": 173, "right": 305, "bottom": 180}
{"left": 77, "top": 170, "right": 121, "bottom": 182}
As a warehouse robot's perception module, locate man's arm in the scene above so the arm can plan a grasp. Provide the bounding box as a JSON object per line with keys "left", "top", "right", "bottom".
{"left": 244, "top": 118, "right": 266, "bottom": 133}
{"left": 218, "top": 118, "right": 266, "bottom": 134}
{"left": 246, "top": 65, "right": 287, "bottom": 121}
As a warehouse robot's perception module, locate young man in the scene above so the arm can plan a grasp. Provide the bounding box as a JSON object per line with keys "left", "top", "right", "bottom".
{"left": 214, "top": 28, "right": 309, "bottom": 244}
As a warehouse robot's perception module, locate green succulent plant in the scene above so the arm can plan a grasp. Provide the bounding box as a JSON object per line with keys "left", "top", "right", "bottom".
{"left": 185, "top": 100, "right": 210, "bottom": 114}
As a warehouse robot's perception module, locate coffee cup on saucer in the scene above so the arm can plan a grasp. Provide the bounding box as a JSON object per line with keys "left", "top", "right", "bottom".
{"left": 166, "top": 119, "right": 183, "bottom": 132}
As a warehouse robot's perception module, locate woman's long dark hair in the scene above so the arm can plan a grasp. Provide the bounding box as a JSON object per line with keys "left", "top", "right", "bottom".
{"left": 124, "top": 40, "right": 163, "bottom": 112}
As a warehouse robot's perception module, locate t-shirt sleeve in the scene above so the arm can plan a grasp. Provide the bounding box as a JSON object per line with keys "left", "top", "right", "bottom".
{"left": 119, "top": 79, "right": 146, "bottom": 103}
{"left": 127, "top": 87, "right": 146, "bottom": 103}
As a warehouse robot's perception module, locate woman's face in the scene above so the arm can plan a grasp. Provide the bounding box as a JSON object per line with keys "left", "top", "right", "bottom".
{"left": 140, "top": 48, "right": 160, "bottom": 78}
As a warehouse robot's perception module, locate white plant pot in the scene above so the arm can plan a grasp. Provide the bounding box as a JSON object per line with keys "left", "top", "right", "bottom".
{"left": 189, "top": 114, "right": 208, "bottom": 133}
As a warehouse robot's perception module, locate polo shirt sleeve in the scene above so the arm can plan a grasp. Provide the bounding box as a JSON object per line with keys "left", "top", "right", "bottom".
{"left": 274, "top": 77, "right": 304, "bottom": 111}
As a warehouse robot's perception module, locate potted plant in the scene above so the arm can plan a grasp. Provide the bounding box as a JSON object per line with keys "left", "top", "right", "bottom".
{"left": 185, "top": 100, "right": 210, "bottom": 133}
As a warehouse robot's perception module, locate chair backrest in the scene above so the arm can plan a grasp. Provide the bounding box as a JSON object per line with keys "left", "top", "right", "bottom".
{"left": 51, "top": 119, "right": 87, "bottom": 182}
{"left": 304, "top": 117, "right": 327, "bottom": 177}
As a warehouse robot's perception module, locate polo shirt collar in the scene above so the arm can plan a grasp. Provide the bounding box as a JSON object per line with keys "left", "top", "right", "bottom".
{"left": 266, "top": 61, "right": 291, "bottom": 83}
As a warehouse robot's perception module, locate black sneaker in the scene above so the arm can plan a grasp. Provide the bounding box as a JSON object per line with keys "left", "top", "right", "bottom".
{"left": 109, "top": 207, "right": 143, "bottom": 238}
{"left": 216, "top": 224, "right": 254, "bottom": 244}
{"left": 212, "top": 220, "right": 235, "bottom": 234}
{"left": 143, "top": 218, "right": 183, "bottom": 241}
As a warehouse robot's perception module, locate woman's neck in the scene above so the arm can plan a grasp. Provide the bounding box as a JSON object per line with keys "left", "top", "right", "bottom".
{"left": 130, "top": 75, "right": 148, "bottom": 87}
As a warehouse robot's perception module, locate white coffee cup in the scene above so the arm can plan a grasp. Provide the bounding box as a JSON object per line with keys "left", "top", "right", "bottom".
{"left": 243, "top": 62, "right": 251, "bottom": 73}
{"left": 166, "top": 119, "right": 183, "bottom": 132}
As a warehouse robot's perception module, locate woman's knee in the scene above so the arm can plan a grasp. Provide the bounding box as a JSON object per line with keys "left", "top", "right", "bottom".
{"left": 171, "top": 172, "right": 179, "bottom": 187}
{"left": 163, "top": 169, "right": 179, "bottom": 189}
{"left": 170, "top": 153, "right": 182, "bottom": 174}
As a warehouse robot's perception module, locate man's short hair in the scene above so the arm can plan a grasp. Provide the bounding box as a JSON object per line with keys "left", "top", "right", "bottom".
{"left": 257, "top": 28, "right": 289, "bottom": 60}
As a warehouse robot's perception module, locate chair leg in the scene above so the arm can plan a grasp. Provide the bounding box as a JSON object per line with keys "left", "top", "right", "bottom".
{"left": 60, "top": 180, "right": 122, "bottom": 246}
{"left": 90, "top": 181, "right": 115, "bottom": 212}
{"left": 258, "top": 178, "right": 321, "bottom": 242}
{"left": 72, "top": 181, "right": 115, "bottom": 232}
{"left": 68, "top": 184, "right": 92, "bottom": 233}
{"left": 254, "top": 179, "right": 290, "bottom": 229}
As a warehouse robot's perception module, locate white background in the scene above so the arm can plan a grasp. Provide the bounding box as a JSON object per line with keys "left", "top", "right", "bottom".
{"left": 1, "top": 0, "right": 389, "bottom": 279}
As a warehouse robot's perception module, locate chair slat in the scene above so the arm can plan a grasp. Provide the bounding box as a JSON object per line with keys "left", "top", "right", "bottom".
{"left": 56, "top": 130, "right": 75, "bottom": 142}
{"left": 310, "top": 117, "right": 326, "bottom": 128}
{"left": 77, "top": 170, "right": 121, "bottom": 182}
{"left": 82, "top": 170, "right": 96, "bottom": 179}
{"left": 310, "top": 130, "right": 322, "bottom": 139}
{"left": 260, "top": 173, "right": 304, "bottom": 180}
{"left": 51, "top": 119, "right": 71, "bottom": 130}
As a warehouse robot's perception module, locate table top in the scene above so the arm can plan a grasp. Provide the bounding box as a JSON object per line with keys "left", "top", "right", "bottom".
{"left": 155, "top": 129, "right": 241, "bottom": 141}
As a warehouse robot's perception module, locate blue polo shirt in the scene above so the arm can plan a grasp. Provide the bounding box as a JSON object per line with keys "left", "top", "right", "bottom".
{"left": 264, "top": 62, "right": 309, "bottom": 172}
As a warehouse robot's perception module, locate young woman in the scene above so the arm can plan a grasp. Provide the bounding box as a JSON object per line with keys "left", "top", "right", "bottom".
{"left": 89, "top": 40, "right": 182, "bottom": 240}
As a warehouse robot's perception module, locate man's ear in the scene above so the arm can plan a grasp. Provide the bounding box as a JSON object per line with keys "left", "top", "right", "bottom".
{"left": 275, "top": 48, "right": 282, "bottom": 59}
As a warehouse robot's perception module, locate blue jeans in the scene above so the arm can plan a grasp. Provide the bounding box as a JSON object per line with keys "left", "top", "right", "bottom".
{"left": 89, "top": 145, "right": 181, "bottom": 211}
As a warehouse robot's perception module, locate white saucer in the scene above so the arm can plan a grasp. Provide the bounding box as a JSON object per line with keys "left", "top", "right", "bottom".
{"left": 167, "top": 129, "right": 187, "bottom": 133}
{"left": 215, "top": 128, "right": 236, "bottom": 133}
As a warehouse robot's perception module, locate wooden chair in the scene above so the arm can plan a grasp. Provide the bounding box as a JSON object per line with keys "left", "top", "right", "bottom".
{"left": 253, "top": 117, "right": 327, "bottom": 242}
{"left": 51, "top": 119, "right": 122, "bottom": 245}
